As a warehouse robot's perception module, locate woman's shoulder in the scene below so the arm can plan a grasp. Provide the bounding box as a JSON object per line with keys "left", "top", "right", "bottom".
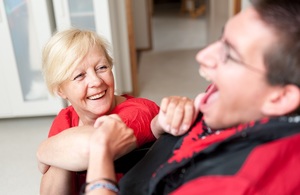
{"left": 52, "top": 105, "right": 79, "bottom": 127}
{"left": 56, "top": 105, "right": 76, "bottom": 116}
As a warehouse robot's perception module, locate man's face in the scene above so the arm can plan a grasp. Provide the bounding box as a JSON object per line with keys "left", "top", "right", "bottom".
{"left": 195, "top": 7, "right": 279, "bottom": 129}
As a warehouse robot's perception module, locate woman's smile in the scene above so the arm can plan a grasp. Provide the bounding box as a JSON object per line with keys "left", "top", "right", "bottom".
{"left": 87, "top": 90, "right": 106, "bottom": 100}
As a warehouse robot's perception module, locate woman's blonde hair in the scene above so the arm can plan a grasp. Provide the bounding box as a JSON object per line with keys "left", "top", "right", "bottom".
{"left": 42, "top": 28, "right": 113, "bottom": 95}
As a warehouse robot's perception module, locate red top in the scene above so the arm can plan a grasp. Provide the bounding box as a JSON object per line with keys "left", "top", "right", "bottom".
{"left": 48, "top": 95, "right": 159, "bottom": 146}
{"left": 48, "top": 95, "right": 159, "bottom": 194}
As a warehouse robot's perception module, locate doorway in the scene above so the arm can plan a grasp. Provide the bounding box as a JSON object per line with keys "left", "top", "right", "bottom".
{"left": 129, "top": 0, "right": 241, "bottom": 103}
{"left": 151, "top": 0, "right": 207, "bottom": 51}
{"left": 137, "top": 0, "right": 209, "bottom": 103}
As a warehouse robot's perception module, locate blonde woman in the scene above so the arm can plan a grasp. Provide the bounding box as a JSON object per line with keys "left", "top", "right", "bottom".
{"left": 37, "top": 29, "right": 161, "bottom": 194}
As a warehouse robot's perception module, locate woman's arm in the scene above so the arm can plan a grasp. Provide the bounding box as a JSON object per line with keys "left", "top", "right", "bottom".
{"left": 37, "top": 126, "right": 95, "bottom": 173}
{"left": 37, "top": 122, "right": 138, "bottom": 173}
{"left": 40, "top": 166, "right": 74, "bottom": 195}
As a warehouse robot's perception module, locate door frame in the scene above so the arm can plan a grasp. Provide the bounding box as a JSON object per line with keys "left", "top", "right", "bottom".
{"left": 233, "top": 0, "right": 241, "bottom": 14}
{"left": 125, "top": 0, "right": 139, "bottom": 96}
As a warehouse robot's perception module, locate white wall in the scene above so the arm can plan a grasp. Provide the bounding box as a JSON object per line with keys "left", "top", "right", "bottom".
{"left": 132, "top": 0, "right": 151, "bottom": 50}
{"left": 242, "top": 0, "right": 251, "bottom": 10}
{"left": 206, "top": 0, "right": 231, "bottom": 44}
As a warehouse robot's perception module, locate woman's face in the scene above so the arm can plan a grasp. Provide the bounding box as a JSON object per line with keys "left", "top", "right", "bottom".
{"left": 58, "top": 46, "right": 115, "bottom": 124}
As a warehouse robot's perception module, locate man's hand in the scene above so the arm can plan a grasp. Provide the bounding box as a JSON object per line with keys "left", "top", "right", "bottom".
{"left": 93, "top": 114, "right": 137, "bottom": 160}
{"left": 152, "top": 96, "right": 199, "bottom": 137}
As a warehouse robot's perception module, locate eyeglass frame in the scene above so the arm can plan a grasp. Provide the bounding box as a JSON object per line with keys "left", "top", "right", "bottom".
{"left": 217, "top": 39, "right": 266, "bottom": 74}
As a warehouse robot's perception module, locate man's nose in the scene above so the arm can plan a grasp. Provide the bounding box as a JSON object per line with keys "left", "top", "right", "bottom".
{"left": 196, "top": 41, "right": 223, "bottom": 69}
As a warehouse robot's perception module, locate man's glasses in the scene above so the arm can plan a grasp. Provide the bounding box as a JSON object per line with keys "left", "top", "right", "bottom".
{"left": 219, "top": 40, "right": 265, "bottom": 74}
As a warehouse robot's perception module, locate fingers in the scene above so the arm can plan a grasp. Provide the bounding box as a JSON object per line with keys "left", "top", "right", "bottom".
{"left": 181, "top": 101, "right": 195, "bottom": 130}
{"left": 108, "top": 114, "right": 122, "bottom": 121}
{"left": 159, "top": 96, "right": 196, "bottom": 136}
{"left": 93, "top": 115, "right": 128, "bottom": 136}
{"left": 93, "top": 114, "right": 122, "bottom": 128}
{"left": 165, "top": 97, "right": 190, "bottom": 130}
{"left": 91, "top": 114, "right": 137, "bottom": 159}
{"left": 160, "top": 97, "right": 170, "bottom": 113}
{"left": 93, "top": 117, "right": 103, "bottom": 128}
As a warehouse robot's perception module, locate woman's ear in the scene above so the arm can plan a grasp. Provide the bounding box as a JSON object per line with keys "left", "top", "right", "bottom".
{"left": 56, "top": 87, "right": 68, "bottom": 99}
{"left": 262, "top": 85, "right": 300, "bottom": 116}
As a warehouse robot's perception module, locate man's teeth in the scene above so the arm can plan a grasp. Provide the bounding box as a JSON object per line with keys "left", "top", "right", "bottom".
{"left": 88, "top": 91, "right": 105, "bottom": 100}
{"left": 200, "top": 69, "right": 211, "bottom": 81}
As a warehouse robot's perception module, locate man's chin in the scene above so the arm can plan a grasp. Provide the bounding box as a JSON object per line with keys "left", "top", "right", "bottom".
{"left": 203, "top": 118, "right": 232, "bottom": 130}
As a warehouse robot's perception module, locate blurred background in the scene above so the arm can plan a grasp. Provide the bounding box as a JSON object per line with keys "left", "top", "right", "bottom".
{"left": 0, "top": 0, "right": 250, "bottom": 194}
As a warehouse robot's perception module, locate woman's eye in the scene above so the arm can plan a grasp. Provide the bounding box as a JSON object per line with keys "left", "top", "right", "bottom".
{"left": 73, "top": 73, "right": 85, "bottom": 81}
{"left": 96, "top": 65, "right": 109, "bottom": 73}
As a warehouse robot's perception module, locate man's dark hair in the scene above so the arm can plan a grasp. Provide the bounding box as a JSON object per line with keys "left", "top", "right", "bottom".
{"left": 252, "top": 0, "right": 300, "bottom": 88}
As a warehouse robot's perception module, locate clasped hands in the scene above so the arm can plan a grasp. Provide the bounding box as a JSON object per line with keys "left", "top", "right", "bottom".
{"left": 89, "top": 95, "right": 200, "bottom": 158}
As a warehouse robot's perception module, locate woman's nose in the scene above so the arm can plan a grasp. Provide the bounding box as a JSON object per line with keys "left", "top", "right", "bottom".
{"left": 196, "top": 41, "right": 222, "bottom": 69}
{"left": 87, "top": 72, "right": 102, "bottom": 87}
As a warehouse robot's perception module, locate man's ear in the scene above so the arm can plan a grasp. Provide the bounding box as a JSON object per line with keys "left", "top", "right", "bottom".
{"left": 56, "top": 87, "right": 68, "bottom": 99}
{"left": 262, "top": 85, "right": 300, "bottom": 116}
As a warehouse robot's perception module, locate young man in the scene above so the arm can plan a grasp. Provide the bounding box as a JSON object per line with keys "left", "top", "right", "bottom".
{"left": 81, "top": 0, "right": 300, "bottom": 194}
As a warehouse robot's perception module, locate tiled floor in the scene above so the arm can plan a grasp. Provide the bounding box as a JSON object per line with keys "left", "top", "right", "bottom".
{"left": 0, "top": 116, "right": 54, "bottom": 195}
{"left": 0, "top": 2, "right": 210, "bottom": 195}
